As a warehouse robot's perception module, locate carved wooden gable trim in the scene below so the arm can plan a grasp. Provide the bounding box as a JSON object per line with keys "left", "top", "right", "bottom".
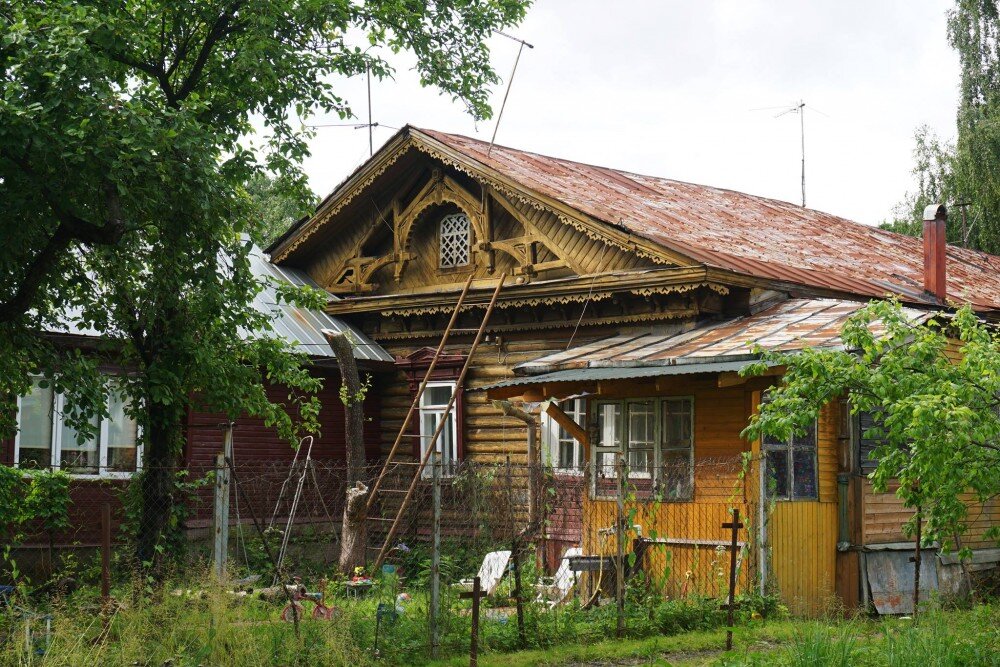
{"left": 286, "top": 128, "right": 686, "bottom": 298}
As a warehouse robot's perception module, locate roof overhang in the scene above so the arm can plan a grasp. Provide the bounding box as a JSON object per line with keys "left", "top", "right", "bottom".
{"left": 479, "top": 358, "right": 769, "bottom": 391}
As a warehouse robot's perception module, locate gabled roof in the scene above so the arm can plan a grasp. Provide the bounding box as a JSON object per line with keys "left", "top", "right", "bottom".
{"left": 272, "top": 126, "right": 1000, "bottom": 312}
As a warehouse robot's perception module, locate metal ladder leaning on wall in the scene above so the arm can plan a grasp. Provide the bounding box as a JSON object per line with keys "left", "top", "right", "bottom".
{"left": 367, "top": 272, "right": 507, "bottom": 568}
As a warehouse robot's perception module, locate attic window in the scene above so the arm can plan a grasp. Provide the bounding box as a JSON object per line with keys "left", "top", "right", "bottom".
{"left": 439, "top": 213, "right": 471, "bottom": 268}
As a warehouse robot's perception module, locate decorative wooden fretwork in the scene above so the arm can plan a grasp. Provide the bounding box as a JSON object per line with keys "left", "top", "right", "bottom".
{"left": 438, "top": 213, "right": 471, "bottom": 268}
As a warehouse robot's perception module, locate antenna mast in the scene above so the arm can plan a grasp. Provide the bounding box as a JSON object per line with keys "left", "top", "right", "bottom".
{"left": 771, "top": 100, "right": 813, "bottom": 207}
{"left": 799, "top": 99, "right": 805, "bottom": 207}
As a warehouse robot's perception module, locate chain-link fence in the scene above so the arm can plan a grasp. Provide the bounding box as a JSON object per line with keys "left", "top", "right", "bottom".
{"left": 6, "top": 454, "right": 997, "bottom": 661}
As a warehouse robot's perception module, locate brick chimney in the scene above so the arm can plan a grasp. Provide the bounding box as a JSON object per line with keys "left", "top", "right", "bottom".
{"left": 922, "top": 203, "right": 948, "bottom": 303}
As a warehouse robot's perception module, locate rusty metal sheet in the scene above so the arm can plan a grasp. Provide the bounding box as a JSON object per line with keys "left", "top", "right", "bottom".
{"left": 420, "top": 129, "right": 1000, "bottom": 312}
{"left": 513, "top": 298, "right": 929, "bottom": 375}
{"left": 866, "top": 549, "right": 938, "bottom": 615}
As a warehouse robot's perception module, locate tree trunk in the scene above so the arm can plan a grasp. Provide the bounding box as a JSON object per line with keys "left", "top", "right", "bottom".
{"left": 137, "top": 401, "right": 181, "bottom": 567}
{"left": 328, "top": 333, "right": 365, "bottom": 484}
{"left": 339, "top": 481, "right": 368, "bottom": 574}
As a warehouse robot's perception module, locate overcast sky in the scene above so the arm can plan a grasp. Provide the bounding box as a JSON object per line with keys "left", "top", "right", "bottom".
{"left": 300, "top": 0, "right": 960, "bottom": 226}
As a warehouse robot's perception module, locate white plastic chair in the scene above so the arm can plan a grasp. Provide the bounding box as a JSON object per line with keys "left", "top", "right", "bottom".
{"left": 535, "top": 547, "right": 582, "bottom": 607}
{"left": 454, "top": 550, "right": 512, "bottom": 596}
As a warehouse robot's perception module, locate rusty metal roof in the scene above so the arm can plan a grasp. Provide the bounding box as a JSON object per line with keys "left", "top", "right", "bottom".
{"left": 418, "top": 128, "right": 1000, "bottom": 311}
{"left": 515, "top": 298, "right": 929, "bottom": 375}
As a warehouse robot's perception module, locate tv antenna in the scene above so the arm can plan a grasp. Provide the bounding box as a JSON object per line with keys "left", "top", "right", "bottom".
{"left": 487, "top": 31, "right": 534, "bottom": 158}
{"left": 752, "top": 100, "right": 828, "bottom": 207}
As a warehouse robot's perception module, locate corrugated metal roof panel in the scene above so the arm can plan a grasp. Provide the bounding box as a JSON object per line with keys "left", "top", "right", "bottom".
{"left": 248, "top": 247, "right": 393, "bottom": 362}
{"left": 516, "top": 298, "right": 929, "bottom": 375}
{"left": 477, "top": 359, "right": 765, "bottom": 391}
{"left": 46, "top": 246, "right": 393, "bottom": 364}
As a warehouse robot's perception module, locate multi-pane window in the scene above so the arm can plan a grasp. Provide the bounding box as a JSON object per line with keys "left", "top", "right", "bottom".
{"left": 439, "top": 213, "right": 471, "bottom": 268}
{"left": 15, "top": 378, "right": 140, "bottom": 477}
{"left": 419, "top": 382, "right": 459, "bottom": 477}
{"left": 541, "top": 398, "right": 586, "bottom": 471}
{"left": 591, "top": 397, "right": 694, "bottom": 501}
{"left": 661, "top": 398, "right": 694, "bottom": 500}
{"left": 761, "top": 394, "right": 818, "bottom": 500}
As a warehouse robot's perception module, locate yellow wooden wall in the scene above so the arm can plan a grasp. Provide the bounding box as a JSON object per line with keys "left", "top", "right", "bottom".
{"left": 765, "top": 401, "right": 840, "bottom": 615}
{"left": 580, "top": 387, "right": 843, "bottom": 615}
{"left": 580, "top": 377, "right": 757, "bottom": 599}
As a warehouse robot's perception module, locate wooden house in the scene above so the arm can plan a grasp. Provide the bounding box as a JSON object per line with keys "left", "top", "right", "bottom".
{"left": 266, "top": 126, "right": 1000, "bottom": 613}
{"left": 2, "top": 246, "right": 392, "bottom": 557}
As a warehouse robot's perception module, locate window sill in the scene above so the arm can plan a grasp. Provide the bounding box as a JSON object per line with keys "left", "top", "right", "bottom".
{"left": 14, "top": 468, "right": 138, "bottom": 481}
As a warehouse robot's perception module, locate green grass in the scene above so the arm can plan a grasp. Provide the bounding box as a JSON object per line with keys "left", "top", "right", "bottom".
{"left": 428, "top": 621, "right": 803, "bottom": 667}
{"left": 2, "top": 567, "right": 998, "bottom": 667}
{"left": 444, "top": 606, "right": 1000, "bottom": 667}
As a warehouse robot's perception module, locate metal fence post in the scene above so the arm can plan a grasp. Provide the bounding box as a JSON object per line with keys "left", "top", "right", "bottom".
{"left": 213, "top": 424, "right": 233, "bottom": 579}
{"left": 430, "top": 455, "right": 441, "bottom": 659}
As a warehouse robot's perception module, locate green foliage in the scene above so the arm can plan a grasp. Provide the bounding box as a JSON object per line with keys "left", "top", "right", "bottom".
{"left": 118, "top": 468, "right": 214, "bottom": 561}
{"left": 883, "top": 126, "right": 962, "bottom": 241}
{"left": 0, "top": 465, "right": 25, "bottom": 539}
{"left": 888, "top": 2, "right": 1000, "bottom": 252}
{"left": 742, "top": 299, "right": 1000, "bottom": 553}
{"left": 0, "top": 0, "right": 531, "bottom": 563}
{"left": 22, "top": 469, "right": 72, "bottom": 537}
{"left": 244, "top": 172, "right": 316, "bottom": 247}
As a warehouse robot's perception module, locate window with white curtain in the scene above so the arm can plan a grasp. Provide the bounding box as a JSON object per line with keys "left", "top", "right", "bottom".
{"left": 15, "top": 378, "right": 140, "bottom": 477}
{"left": 541, "top": 398, "right": 586, "bottom": 472}
{"left": 419, "top": 382, "right": 459, "bottom": 477}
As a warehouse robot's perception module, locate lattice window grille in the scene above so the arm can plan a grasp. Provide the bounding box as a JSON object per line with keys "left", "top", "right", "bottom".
{"left": 439, "top": 213, "right": 471, "bottom": 268}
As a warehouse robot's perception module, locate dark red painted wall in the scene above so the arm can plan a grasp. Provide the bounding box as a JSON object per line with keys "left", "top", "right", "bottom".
{"left": 5, "top": 369, "right": 382, "bottom": 548}
{"left": 185, "top": 370, "right": 382, "bottom": 467}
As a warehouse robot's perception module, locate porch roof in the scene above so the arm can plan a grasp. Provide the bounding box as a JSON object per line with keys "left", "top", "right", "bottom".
{"left": 479, "top": 298, "right": 928, "bottom": 391}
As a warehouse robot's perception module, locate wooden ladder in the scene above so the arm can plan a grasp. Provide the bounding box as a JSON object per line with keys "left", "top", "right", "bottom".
{"left": 368, "top": 273, "right": 507, "bottom": 568}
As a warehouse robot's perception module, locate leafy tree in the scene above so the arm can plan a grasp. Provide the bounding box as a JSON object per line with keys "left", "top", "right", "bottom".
{"left": 742, "top": 300, "right": 1000, "bottom": 554}
{"left": 22, "top": 469, "right": 72, "bottom": 576}
{"left": 882, "top": 127, "right": 962, "bottom": 240}
{"left": 890, "top": 1, "right": 1000, "bottom": 251}
{"left": 245, "top": 173, "right": 316, "bottom": 247}
{"left": 1, "top": 0, "right": 530, "bottom": 564}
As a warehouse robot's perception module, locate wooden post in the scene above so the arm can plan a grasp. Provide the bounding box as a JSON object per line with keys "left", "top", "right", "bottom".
{"left": 101, "top": 503, "right": 111, "bottom": 602}
{"left": 430, "top": 456, "right": 441, "bottom": 659}
{"left": 459, "top": 576, "right": 485, "bottom": 667}
{"left": 722, "top": 509, "right": 744, "bottom": 651}
{"left": 511, "top": 539, "right": 526, "bottom": 647}
{"left": 911, "top": 505, "right": 922, "bottom": 617}
{"left": 212, "top": 448, "right": 231, "bottom": 579}
{"left": 615, "top": 456, "right": 625, "bottom": 639}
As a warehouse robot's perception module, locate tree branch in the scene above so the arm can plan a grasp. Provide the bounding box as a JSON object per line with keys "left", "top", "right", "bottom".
{"left": 173, "top": 1, "right": 245, "bottom": 102}
{"left": 0, "top": 149, "right": 127, "bottom": 322}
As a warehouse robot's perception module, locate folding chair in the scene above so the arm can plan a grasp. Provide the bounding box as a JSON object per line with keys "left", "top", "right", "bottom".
{"left": 453, "top": 550, "right": 512, "bottom": 596}
{"left": 535, "top": 547, "right": 582, "bottom": 607}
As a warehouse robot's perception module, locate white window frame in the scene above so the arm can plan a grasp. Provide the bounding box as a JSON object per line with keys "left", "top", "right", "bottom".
{"left": 419, "top": 381, "right": 459, "bottom": 478}
{"left": 13, "top": 378, "right": 142, "bottom": 479}
{"left": 438, "top": 213, "right": 471, "bottom": 269}
{"left": 541, "top": 398, "right": 587, "bottom": 473}
{"left": 590, "top": 396, "right": 695, "bottom": 501}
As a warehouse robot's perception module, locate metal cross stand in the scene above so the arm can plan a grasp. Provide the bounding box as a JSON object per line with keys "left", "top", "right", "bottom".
{"left": 721, "top": 509, "right": 744, "bottom": 651}
{"left": 459, "top": 576, "right": 486, "bottom": 667}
